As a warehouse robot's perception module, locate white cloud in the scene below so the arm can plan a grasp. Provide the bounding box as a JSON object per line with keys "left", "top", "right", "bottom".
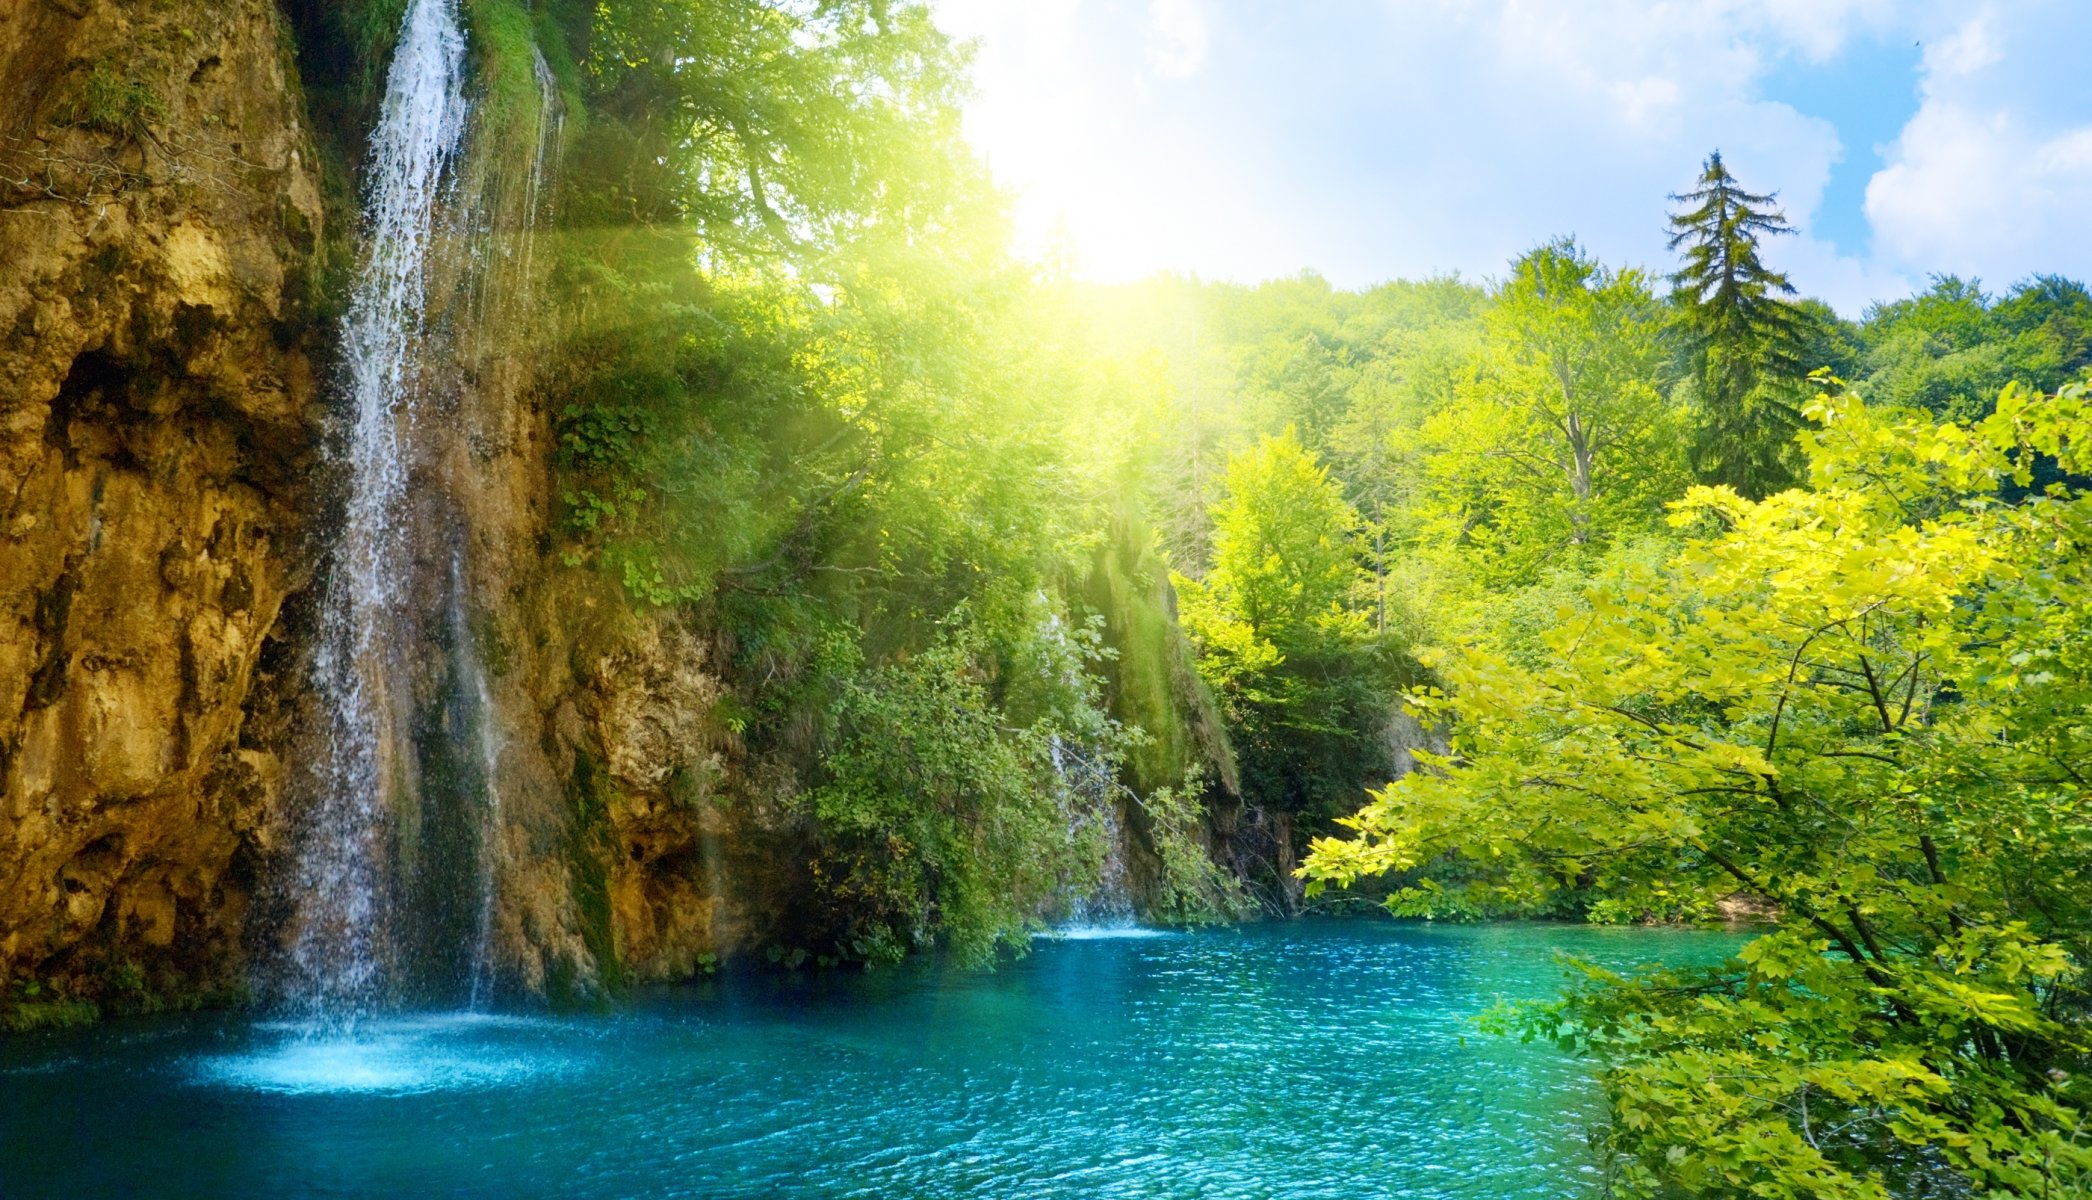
{"left": 932, "top": 0, "right": 2087, "bottom": 313}
{"left": 1774, "top": 234, "right": 1915, "bottom": 319}
{"left": 1752, "top": 0, "right": 1898, "bottom": 62}
{"left": 1146, "top": 0, "right": 1208, "bottom": 78}
{"left": 1412, "top": 0, "right": 1864, "bottom": 290}
{"left": 2042, "top": 128, "right": 2092, "bottom": 173}
{"left": 1864, "top": 6, "right": 2092, "bottom": 288}
{"left": 1922, "top": 11, "right": 2001, "bottom": 79}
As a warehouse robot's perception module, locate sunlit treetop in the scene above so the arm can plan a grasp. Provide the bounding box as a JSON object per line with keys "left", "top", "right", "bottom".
{"left": 574, "top": 0, "right": 994, "bottom": 271}
{"left": 1666, "top": 151, "right": 1807, "bottom": 371}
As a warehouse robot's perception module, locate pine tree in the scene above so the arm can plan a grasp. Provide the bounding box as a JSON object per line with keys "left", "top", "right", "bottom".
{"left": 1666, "top": 151, "right": 1809, "bottom": 497}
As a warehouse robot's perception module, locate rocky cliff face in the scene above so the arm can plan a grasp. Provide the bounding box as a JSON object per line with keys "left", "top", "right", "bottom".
{"left": 0, "top": 0, "right": 767, "bottom": 1011}
{"left": 0, "top": 0, "right": 327, "bottom": 1009}
{"left": 556, "top": 609, "right": 766, "bottom": 983}
{"left": 0, "top": 0, "right": 1256, "bottom": 1022}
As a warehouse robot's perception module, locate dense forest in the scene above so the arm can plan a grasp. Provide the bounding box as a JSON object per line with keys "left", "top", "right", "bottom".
{"left": 511, "top": 2, "right": 2092, "bottom": 1191}
{"left": 542, "top": 2, "right": 2092, "bottom": 1193}
{"left": 4, "top": 0, "right": 2090, "bottom": 1194}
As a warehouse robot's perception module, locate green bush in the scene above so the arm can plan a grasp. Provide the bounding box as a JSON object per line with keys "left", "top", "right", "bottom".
{"left": 2, "top": 979, "right": 98, "bottom": 1033}
{"left": 58, "top": 64, "right": 163, "bottom": 141}
{"left": 804, "top": 612, "right": 1103, "bottom": 965}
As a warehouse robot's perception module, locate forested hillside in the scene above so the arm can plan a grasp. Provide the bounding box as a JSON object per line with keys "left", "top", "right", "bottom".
{"left": 536, "top": 8, "right": 2092, "bottom": 1179}
{"left": 3, "top": 0, "right": 2089, "bottom": 1193}
{"left": 537, "top": 11, "right": 2092, "bottom": 1188}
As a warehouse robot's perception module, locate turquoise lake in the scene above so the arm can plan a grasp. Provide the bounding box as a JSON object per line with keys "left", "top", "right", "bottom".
{"left": 0, "top": 919, "right": 1740, "bottom": 1198}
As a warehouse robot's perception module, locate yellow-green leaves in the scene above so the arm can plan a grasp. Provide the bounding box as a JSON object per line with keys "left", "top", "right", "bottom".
{"left": 1307, "top": 378, "right": 2092, "bottom": 1197}
{"left": 1410, "top": 239, "right": 1687, "bottom": 588}
{"left": 1173, "top": 429, "right": 1403, "bottom": 821}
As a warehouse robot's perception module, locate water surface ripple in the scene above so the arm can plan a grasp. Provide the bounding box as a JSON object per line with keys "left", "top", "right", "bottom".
{"left": 0, "top": 920, "right": 1738, "bottom": 1198}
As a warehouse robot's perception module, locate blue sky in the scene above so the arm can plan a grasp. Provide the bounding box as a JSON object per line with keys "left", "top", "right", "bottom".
{"left": 932, "top": 1, "right": 2092, "bottom": 315}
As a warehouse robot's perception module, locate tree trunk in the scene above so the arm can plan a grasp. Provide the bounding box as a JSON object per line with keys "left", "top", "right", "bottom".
{"left": 1566, "top": 412, "right": 1594, "bottom": 544}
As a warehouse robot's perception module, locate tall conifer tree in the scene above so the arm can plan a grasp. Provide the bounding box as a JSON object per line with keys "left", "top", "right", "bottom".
{"left": 1667, "top": 152, "right": 1807, "bottom": 497}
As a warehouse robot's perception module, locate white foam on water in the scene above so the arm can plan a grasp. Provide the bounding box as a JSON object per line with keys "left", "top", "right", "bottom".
{"left": 1040, "top": 926, "right": 1177, "bottom": 941}
{"left": 191, "top": 1014, "right": 564, "bottom": 1096}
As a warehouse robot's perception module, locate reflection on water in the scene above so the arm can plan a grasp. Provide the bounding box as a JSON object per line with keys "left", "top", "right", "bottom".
{"left": 0, "top": 919, "right": 1740, "bottom": 1200}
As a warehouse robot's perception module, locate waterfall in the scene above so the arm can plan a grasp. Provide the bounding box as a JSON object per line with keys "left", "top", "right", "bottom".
{"left": 288, "top": 0, "right": 469, "bottom": 1019}
{"left": 452, "top": 554, "right": 505, "bottom": 1012}
{"left": 519, "top": 47, "right": 565, "bottom": 302}
{"left": 1040, "top": 603, "right": 1140, "bottom": 929}
{"left": 1053, "top": 734, "right": 1138, "bottom": 929}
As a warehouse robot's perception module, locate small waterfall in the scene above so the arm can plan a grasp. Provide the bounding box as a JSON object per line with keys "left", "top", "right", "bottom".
{"left": 288, "top": 0, "right": 469, "bottom": 1019}
{"left": 452, "top": 554, "right": 505, "bottom": 1012}
{"left": 1040, "top": 602, "right": 1141, "bottom": 930}
{"left": 1053, "top": 734, "right": 1138, "bottom": 929}
{"left": 518, "top": 47, "right": 565, "bottom": 301}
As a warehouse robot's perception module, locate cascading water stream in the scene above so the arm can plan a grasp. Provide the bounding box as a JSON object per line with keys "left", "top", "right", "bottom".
{"left": 289, "top": 0, "right": 469, "bottom": 1020}
{"left": 1040, "top": 604, "right": 1141, "bottom": 930}
{"left": 451, "top": 554, "right": 505, "bottom": 1012}
{"left": 519, "top": 47, "right": 565, "bottom": 301}
{"left": 1051, "top": 733, "right": 1138, "bottom": 930}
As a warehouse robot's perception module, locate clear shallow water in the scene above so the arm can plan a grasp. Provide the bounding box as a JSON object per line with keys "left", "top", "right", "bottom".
{"left": 0, "top": 920, "right": 1738, "bottom": 1199}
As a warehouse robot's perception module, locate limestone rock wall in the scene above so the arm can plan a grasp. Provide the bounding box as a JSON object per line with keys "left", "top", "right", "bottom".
{"left": 0, "top": 0, "right": 325, "bottom": 1004}
{"left": 0, "top": 0, "right": 748, "bottom": 1009}
{"left": 0, "top": 0, "right": 1263, "bottom": 1018}
{"left": 549, "top": 604, "right": 803, "bottom": 984}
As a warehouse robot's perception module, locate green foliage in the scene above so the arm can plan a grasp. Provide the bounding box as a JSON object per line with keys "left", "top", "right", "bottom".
{"left": 1667, "top": 152, "right": 1804, "bottom": 360}
{"left": 1, "top": 978, "right": 98, "bottom": 1033}
{"left": 1075, "top": 514, "right": 1239, "bottom": 797}
{"left": 1175, "top": 430, "right": 1400, "bottom": 823}
{"left": 1181, "top": 428, "right": 1363, "bottom": 649}
{"left": 1668, "top": 151, "right": 1811, "bottom": 497}
{"left": 551, "top": 259, "right": 794, "bottom": 605}
{"left": 464, "top": 0, "right": 562, "bottom": 139}
{"left": 1136, "top": 767, "right": 1254, "bottom": 924}
{"left": 1412, "top": 238, "right": 1685, "bottom": 584}
{"left": 56, "top": 63, "right": 164, "bottom": 141}
{"left": 804, "top": 610, "right": 1120, "bottom": 965}
{"left": 572, "top": 0, "right": 975, "bottom": 259}
{"left": 1861, "top": 275, "right": 2092, "bottom": 424}
{"left": 1308, "top": 377, "right": 2092, "bottom": 1197}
